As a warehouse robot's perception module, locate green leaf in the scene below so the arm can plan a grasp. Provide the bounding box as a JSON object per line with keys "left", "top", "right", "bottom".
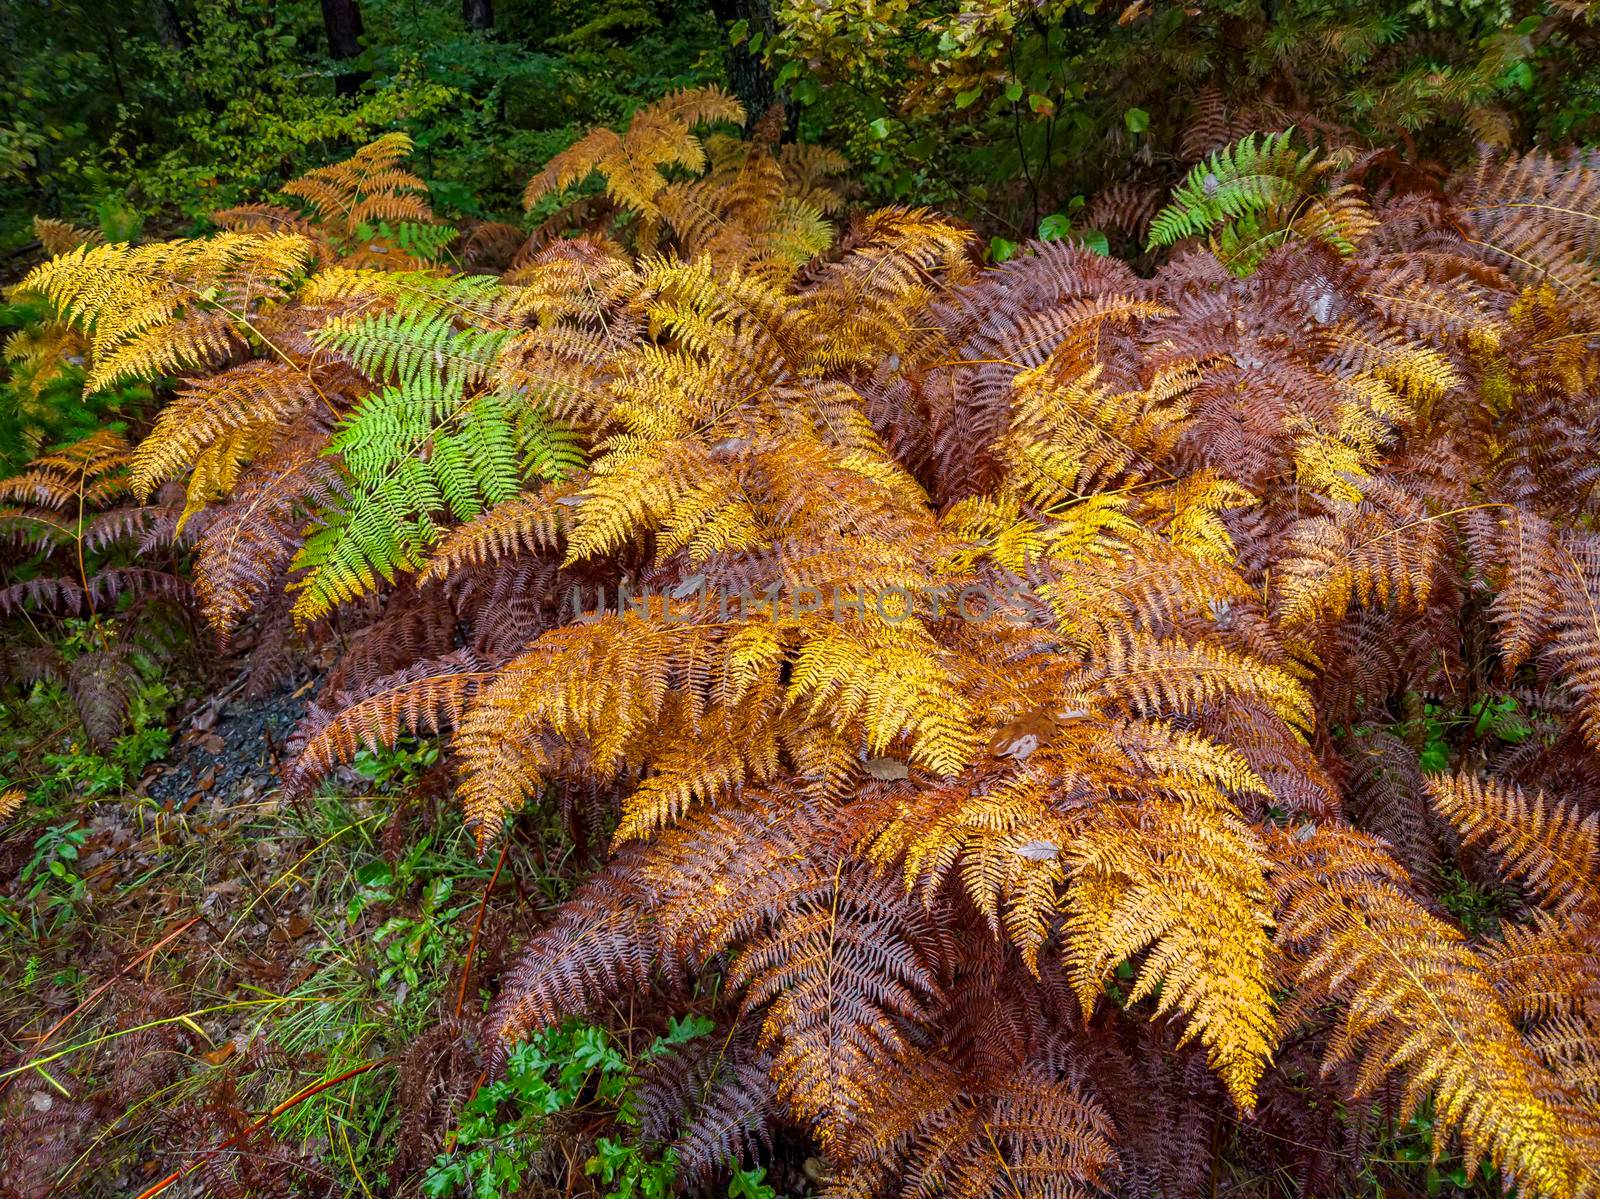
{"left": 1038, "top": 213, "right": 1073, "bottom": 241}
{"left": 988, "top": 236, "right": 1017, "bottom": 262}
{"left": 954, "top": 87, "right": 983, "bottom": 109}
{"left": 1124, "top": 106, "right": 1150, "bottom": 134}
{"left": 868, "top": 116, "right": 890, "bottom": 140}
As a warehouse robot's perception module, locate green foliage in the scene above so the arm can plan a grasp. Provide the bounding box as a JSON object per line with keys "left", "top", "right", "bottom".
{"left": 1147, "top": 131, "right": 1316, "bottom": 249}
{"left": 18, "top": 822, "right": 88, "bottom": 906}
{"left": 1410, "top": 694, "right": 1534, "bottom": 773}
{"left": 0, "top": 298, "right": 150, "bottom": 474}
{"left": 353, "top": 736, "right": 444, "bottom": 792}
{"left": 770, "top": 0, "right": 1600, "bottom": 231}
{"left": 423, "top": 1015, "right": 713, "bottom": 1199}
{"left": 291, "top": 380, "right": 574, "bottom": 621}
{"left": 727, "top": 1164, "right": 780, "bottom": 1199}
{"left": 2, "top": 1, "right": 723, "bottom": 240}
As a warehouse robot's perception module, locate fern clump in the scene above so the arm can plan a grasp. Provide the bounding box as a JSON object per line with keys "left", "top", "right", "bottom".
{"left": 10, "top": 116, "right": 1600, "bottom": 1199}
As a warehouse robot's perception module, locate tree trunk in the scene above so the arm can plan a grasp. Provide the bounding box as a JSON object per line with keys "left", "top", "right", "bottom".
{"left": 463, "top": 0, "right": 494, "bottom": 32}
{"left": 149, "top": 0, "right": 188, "bottom": 49}
{"left": 708, "top": 0, "right": 789, "bottom": 136}
{"left": 320, "top": 0, "right": 367, "bottom": 96}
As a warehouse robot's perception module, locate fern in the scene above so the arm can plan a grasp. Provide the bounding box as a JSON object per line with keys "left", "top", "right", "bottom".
{"left": 15, "top": 123, "right": 1600, "bottom": 1199}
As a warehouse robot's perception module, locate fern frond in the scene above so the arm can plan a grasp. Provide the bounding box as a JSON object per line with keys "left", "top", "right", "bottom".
{"left": 17, "top": 234, "right": 313, "bottom": 390}
{"left": 1274, "top": 825, "right": 1583, "bottom": 1199}
{"left": 1427, "top": 773, "right": 1600, "bottom": 919}
{"left": 288, "top": 653, "right": 491, "bottom": 797}
{"left": 1148, "top": 131, "right": 1319, "bottom": 250}
{"left": 417, "top": 485, "right": 572, "bottom": 582}
{"left": 524, "top": 87, "right": 744, "bottom": 217}
{"left": 130, "top": 361, "right": 319, "bottom": 500}
{"left": 1275, "top": 478, "right": 1448, "bottom": 628}
{"left": 281, "top": 132, "right": 435, "bottom": 243}
{"left": 33, "top": 215, "right": 103, "bottom": 256}
{"left": 789, "top": 621, "right": 980, "bottom": 776}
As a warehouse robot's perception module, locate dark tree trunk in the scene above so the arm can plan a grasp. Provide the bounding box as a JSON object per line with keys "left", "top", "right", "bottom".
{"left": 463, "top": 0, "right": 494, "bottom": 32}
{"left": 149, "top": 0, "right": 188, "bottom": 49}
{"left": 320, "top": 0, "right": 368, "bottom": 96}
{"left": 708, "top": 0, "right": 789, "bottom": 136}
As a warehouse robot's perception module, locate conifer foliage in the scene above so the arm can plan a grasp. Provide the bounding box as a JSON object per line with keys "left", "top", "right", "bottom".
{"left": 12, "top": 102, "right": 1600, "bottom": 1196}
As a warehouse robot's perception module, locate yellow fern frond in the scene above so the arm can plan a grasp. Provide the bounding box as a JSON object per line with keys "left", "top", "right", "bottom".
{"left": 1428, "top": 773, "right": 1600, "bottom": 919}
{"left": 17, "top": 234, "right": 313, "bottom": 391}
{"left": 788, "top": 621, "right": 979, "bottom": 776}
{"left": 131, "top": 361, "right": 320, "bottom": 499}
{"left": 1274, "top": 825, "right": 1583, "bottom": 1199}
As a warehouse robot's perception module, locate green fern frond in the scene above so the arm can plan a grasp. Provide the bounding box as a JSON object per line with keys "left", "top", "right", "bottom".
{"left": 314, "top": 309, "right": 515, "bottom": 396}
{"left": 290, "top": 383, "right": 530, "bottom": 622}
{"left": 1147, "top": 130, "right": 1319, "bottom": 252}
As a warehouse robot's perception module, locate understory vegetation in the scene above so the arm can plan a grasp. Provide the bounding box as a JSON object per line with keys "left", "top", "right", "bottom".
{"left": 3, "top": 2, "right": 1600, "bottom": 1198}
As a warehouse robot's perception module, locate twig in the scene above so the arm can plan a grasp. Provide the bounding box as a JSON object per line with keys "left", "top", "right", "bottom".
{"left": 456, "top": 837, "right": 511, "bottom": 1017}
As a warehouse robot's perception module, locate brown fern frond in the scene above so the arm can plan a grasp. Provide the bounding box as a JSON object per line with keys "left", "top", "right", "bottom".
{"left": 835, "top": 1054, "right": 1119, "bottom": 1199}
{"left": 1275, "top": 477, "right": 1451, "bottom": 628}
{"left": 287, "top": 651, "right": 491, "bottom": 797}
{"left": 1456, "top": 151, "right": 1600, "bottom": 317}
{"left": 489, "top": 847, "right": 667, "bottom": 1048}
{"left": 33, "top": 214, "right": 103, "bottom": 255}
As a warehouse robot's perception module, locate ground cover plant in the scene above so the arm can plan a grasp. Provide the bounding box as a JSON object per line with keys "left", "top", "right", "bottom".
{"left": 2, "top": 20, "right": 1600, "bottom": 1199}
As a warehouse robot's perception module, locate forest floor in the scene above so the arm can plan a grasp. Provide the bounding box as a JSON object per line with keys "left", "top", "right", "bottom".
{"left": 0, "top": 656, "right": 572, "bottom": 1197}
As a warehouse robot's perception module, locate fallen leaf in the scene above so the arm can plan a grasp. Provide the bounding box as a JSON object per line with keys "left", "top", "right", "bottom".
{"left": 201, "top": 1042, "right": 236, "bottom": 1066}
{"left": 863, "top": 757, "right": 909, "bottom": 780}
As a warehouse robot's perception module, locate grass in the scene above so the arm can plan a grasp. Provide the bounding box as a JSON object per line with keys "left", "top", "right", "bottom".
{"left": 0, "top": 690, "right": 582, "bottom": 1197}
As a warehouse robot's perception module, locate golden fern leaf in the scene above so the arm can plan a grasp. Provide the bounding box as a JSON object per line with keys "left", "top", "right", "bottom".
{"left": 1065, "top": 788, "right": 1276, "bottom": 1111}
{"left": 0, "top": 788, "right": 23, "bottom": 824}
{"left": 129, "top": 361, "right": 321, "bottom": 500}
{"left": 561, "top": 438, "right": 726, "bottom": 565}
{"left": 1428, "top": 773, "right": 1600, "bottom": 919}
{"left": 417, "top": 485, "right": 573, "bottom": 582}
{"left": 523, "top": 87, "right": 744, "bottom": 216}
{"left": 788, "top": 620, "right": 980, "bottom": 777}
{"left": 1078, "top": 630, "right": 1314, "bottom": 732}
{"left": 614, "top": 697, "right": 784, "bottom": 841}
{"left": 0, "top": 429, "right": 132, "bottom": 509}
{"left": 1274, "top": 477, "right": 1448, "bottom": 628}
{"left": 1274, "top": 825, "right": 1584, "bottom": 1199}
{"left": 802, "top": 207, "right": 976, "bottom": 369}
{"left": 454, "top": 616, "right": 709, "bottom": 847}
{"left": 860, "top": 769, "right": 1075, "bottom": 972}
{"left": 281, "top": 132, "right": 434, "bottom": 241}
{"left": 17, "top": 233, "right": 313, "bottom": 391}
{"left": 2, "top": 320, "right": 87, "bottom": 410}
